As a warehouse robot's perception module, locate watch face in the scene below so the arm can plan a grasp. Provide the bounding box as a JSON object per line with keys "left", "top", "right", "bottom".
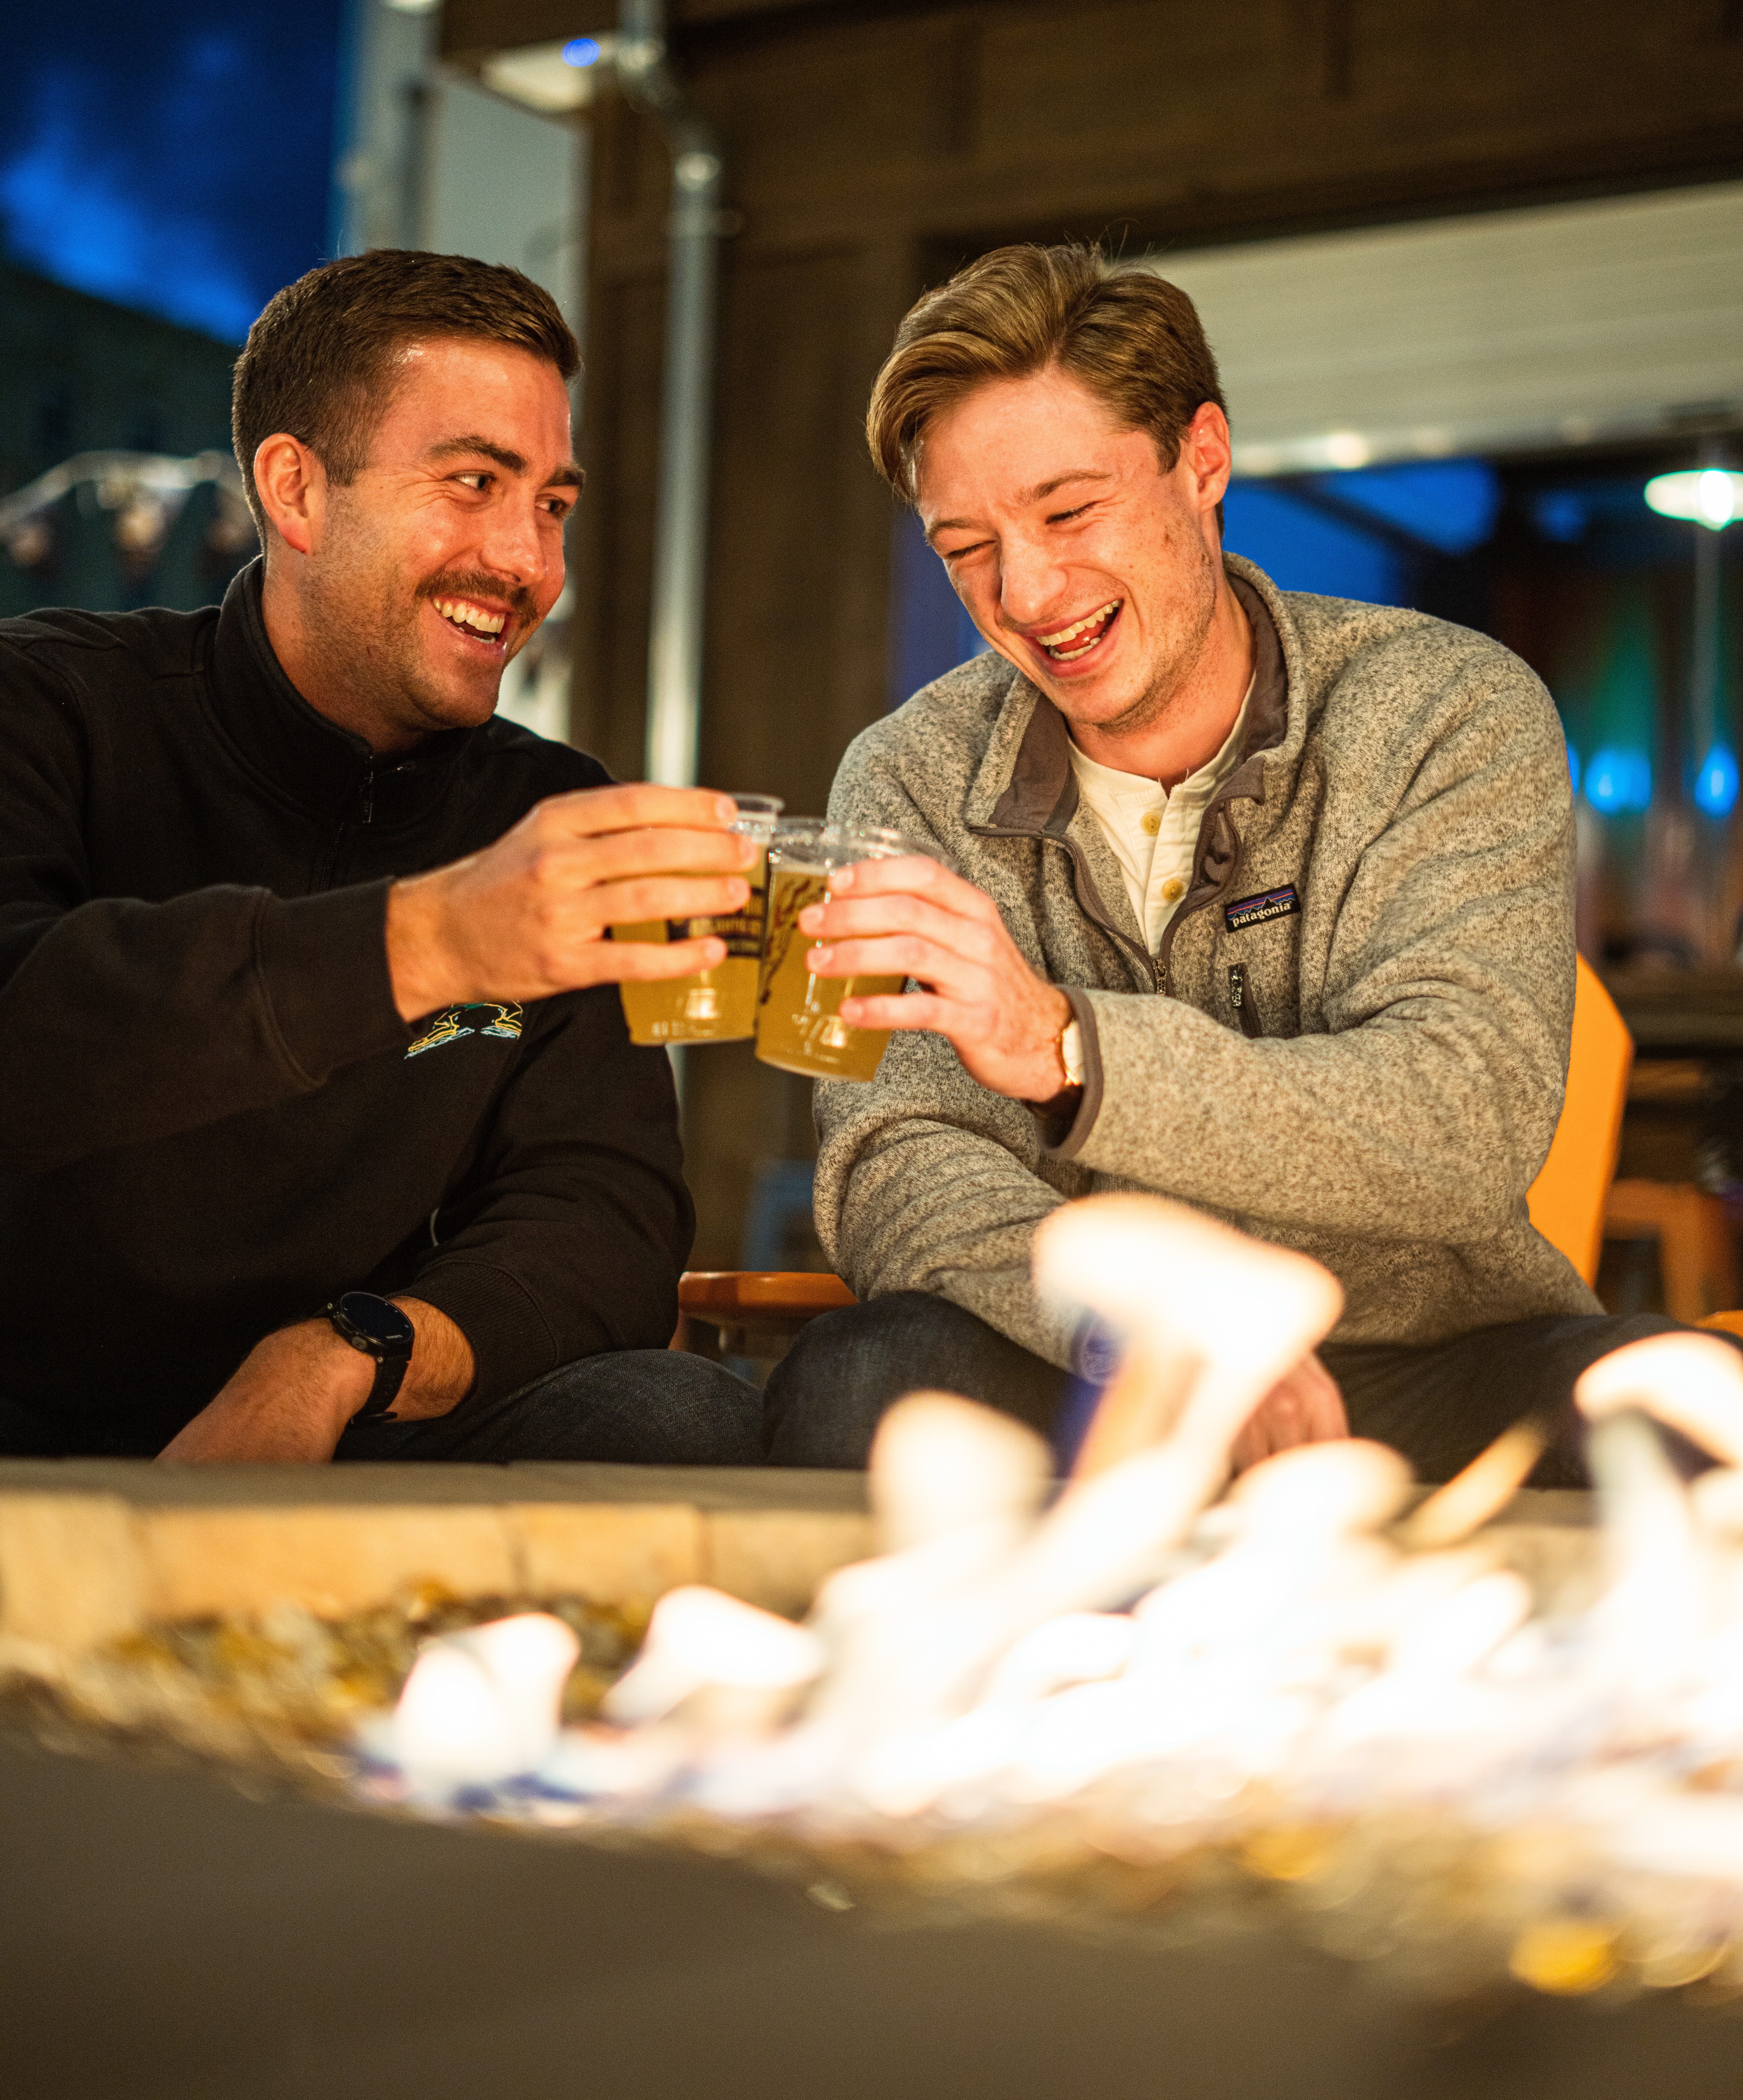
{"left": 336, "top": 1292, "right": 415, "bottom": 1354}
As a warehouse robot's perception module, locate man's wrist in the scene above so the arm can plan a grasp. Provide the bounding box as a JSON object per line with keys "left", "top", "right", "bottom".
{"left": 310, "top": 1317, "right": 381, "bottom": 1432}
{"left": 386, "top": 873, "right": 461, "bottom": 1022}
{"left": 378, "top": 1295, "right": 476, "bottom": 1421}
{"left": 199, "top": 1319, "right": 372, "bottom": 1440}
{"left": 1020, "top": 991, "right": 1081, "bottom": 1110}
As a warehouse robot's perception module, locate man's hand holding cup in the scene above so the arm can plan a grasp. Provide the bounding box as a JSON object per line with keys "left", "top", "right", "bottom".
{"left": 797, "top": 853, "right": 1075, "bottom": 1103}
{"left": 386, "top": 783, "right": 758, "bottom": 1021}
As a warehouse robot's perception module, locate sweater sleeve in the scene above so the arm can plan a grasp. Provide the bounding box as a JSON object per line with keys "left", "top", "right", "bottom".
{"left": 813, "top": 741, "right": 1085, "bottom": 1368}
{"left": 0, "top": 651, "right": 409, "bottom": 1173}
{"left": 398, "top": 989, "right": 692, "bottom": 1404}
{"left": 1057, "top": 657, "right": 1577, "bottom": 1241}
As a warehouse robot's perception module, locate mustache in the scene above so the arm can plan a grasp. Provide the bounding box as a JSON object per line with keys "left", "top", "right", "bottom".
{"left": 417, "top": 572, "right": 541, "bottom": 629}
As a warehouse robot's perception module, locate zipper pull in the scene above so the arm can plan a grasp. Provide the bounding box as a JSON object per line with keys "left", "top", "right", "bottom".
{"left": 1153, "top": 958, "right": 1167, "bottom": 995}
{"left": 1228, "top": 962, "right": 1262, "bottom": 1039}
{"left": 359, "top": 758, "right": 375, "bottom": 825}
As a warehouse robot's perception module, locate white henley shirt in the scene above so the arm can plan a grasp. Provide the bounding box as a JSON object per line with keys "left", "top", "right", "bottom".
{"left": 1067, "top": 678, "right": 1255, "bottom": 953}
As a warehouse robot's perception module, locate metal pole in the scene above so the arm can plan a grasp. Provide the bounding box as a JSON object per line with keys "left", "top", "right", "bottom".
{"left": 617, "top": 0, "right": 724, "bottom": 789}
{"left": 1693, "top": 509, "right": 1721, "bottom": 769}
{"left": 330, "top": 0, "right": 437, "bottom": 259}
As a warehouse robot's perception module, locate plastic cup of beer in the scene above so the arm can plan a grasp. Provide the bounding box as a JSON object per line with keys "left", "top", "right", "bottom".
{"left": 615, "top": 792, "right": 784, "bottom": 1046}
{"left": 754, "top": 822, "right": 941, "bottom": 1083}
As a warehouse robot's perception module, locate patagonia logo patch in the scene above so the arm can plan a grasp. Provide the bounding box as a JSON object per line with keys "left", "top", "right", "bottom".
{"left": 406, "top": 1002, "right": 523, "bottom": 1058}
{"left": 1224, "top": 884, "right": 1300, "bottom": 932}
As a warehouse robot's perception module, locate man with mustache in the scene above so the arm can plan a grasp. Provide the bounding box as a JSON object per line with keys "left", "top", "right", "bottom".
{"left": 765, "top": 241, "right": 1681, "bottom": 1484}
{"left": 0, "top": 250, "right": 760, "bottom": 1465}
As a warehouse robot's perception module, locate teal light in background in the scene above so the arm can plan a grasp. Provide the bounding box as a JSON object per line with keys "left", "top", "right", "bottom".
{"left": 1581, "top": 580, "right": 1660, "bottom": 817}
{"left": 1567, "top": 744, "right": 1582, "bottom": 799}
{"left": 1694, "top": 745, "right": 1740, "bottom": 818}
{"left": 1585, "top": 748, "right": 1653, "bottom": 814}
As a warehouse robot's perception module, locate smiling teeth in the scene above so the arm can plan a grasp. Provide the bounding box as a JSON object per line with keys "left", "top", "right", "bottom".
{"left": 1037, "top": 599, "right": 1120, "bottom": 651}
{"left": 434, "top": 598, "right": 507, "bottom": 636}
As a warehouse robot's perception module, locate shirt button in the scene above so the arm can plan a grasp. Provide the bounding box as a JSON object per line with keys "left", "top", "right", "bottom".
{"left": 1161, "top": 876, "right": 1185, "bottom": 903}
{"left": 1141, "top": 811, "right": 1161, "bottom": 836}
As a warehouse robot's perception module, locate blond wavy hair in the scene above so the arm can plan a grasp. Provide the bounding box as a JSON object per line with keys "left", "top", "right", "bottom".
{"left": 867, "top": 242, "right": 1225, "bottom": 502}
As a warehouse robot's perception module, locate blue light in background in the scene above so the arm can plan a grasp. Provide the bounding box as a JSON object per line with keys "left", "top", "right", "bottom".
{"left": 3, "top": 0, "right": 342, "bottom": 344}
{"left": 1694, "top": 745, "right": 1740, "bottom": 818}
{"left": 562, "top": 36, "right": 602, "bottom": 66}
{"left": 1311, "top": 459, "right": 1502, "bottom": 556}
{"left": 1222, "top": 481, "right": 1405, "bottom": 604}
{"left": 1567, "top": 744, "right": 1581, "bottom": 799}
{"left": 1533, "top": 491, "right": 1589, "bottom": 544}
{"left": 1585, "top": 747, "right": 1653, "bottom": 815}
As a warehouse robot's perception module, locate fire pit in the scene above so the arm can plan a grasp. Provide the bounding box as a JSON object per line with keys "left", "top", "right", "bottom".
{"left": 0, "top": 1458, "right": 870, "bottom": 1779}
{"left": 11, "top": 1197, "right": 1743, "bottom": 2095}
{"left": 340, "top": 1203, "right": 1743, "bottom": 2015}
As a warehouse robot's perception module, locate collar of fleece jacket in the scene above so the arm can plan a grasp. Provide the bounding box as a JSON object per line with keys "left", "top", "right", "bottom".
{"left": 980, "top": 564, "right": 1291, "bottom": 840}
{"left": 208, "top": 559, "right": 478, "bottom": 827}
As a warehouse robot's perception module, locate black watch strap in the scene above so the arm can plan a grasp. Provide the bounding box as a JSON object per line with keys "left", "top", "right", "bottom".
{"left": 324, "top": 1292, "right": 416, "bottom": 1422}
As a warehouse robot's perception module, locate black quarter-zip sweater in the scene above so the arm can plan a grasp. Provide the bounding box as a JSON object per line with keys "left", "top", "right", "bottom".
{"left": 0, "top": 561, "right": 691, "bottom": 1450}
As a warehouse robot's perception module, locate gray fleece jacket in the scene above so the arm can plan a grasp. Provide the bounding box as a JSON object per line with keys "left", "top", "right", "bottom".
{"left": 814, "top": 555, "right": 1602, "bottom": 1366}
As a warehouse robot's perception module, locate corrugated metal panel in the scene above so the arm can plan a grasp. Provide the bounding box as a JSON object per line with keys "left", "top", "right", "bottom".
{"left": 1148, "top": 181, "right": 1743, "bottom": 474}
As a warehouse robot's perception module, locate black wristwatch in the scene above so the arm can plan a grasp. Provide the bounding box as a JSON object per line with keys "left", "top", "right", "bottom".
{"left": 324, "top": 1292, "right": 416, "bottom": 1422}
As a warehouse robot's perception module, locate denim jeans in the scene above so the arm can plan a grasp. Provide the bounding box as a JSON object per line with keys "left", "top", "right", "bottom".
{"left": 761, "top": 1291, "right": 1715, "bottom": 1483}
{"left": 0, "top": 1350, "right": 764, "bottom": 1466}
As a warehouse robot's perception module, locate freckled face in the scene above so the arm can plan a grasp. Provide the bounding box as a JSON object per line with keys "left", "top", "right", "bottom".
{"left": 917, "top": 367, "right": 1225, "bottom": 740}
{"left": 302, "top": 338, "right": 580, "bottom": 742}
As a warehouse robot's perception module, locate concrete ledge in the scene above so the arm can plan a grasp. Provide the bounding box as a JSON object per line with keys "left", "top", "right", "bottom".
{"left": 0, "top": 1458, "right": 1599, "bottom": 1659}
{"left": 0, "top": 1462, "right": 873, "bottom": 1651}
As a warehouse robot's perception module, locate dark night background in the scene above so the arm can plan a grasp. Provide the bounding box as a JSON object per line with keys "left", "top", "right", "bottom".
{"left": 3, "top": 0, "right": 345, "bottom": 347}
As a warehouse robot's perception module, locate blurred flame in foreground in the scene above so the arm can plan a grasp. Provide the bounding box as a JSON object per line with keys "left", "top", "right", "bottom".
{"left": 361, "top": 1198, "right": 1743, "bottom": 2001}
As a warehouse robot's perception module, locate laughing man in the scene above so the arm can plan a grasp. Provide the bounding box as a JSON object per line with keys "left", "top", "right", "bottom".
{"left": 0, "top": 250, "right": 760, "bottom": 1464}
{"left": 764, "top": 241, "right": 1678, "bottom": 1483}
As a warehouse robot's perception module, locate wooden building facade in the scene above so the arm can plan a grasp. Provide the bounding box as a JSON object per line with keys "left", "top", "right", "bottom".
{"left": 441, "top": 0, "right": 1743, "bottom": 1265}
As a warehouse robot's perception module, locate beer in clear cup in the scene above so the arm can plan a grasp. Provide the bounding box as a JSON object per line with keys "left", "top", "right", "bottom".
{"left": 615, "top": 793, "right": 783, "bottom": 1045}
{"left": 754, "top": 822, "right": 940, "bottom": 1082}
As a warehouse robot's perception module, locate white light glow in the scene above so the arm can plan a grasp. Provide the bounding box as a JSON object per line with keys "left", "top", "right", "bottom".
{"left": 1645, "top": 468, "right": 1743, "bottom": 530}
{"left": 481, "top": 40, "right": 600, "bottom": 113}
{"left": 1323, "top": 432, "right": 1372, "bottom": 469}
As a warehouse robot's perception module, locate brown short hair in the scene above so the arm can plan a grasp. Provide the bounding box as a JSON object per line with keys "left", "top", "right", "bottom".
{"left": 867, "top": 242, "right": 1225, "bottom": 501}
{"left": 231, "top": 249, "right": 580, "bottom": 533}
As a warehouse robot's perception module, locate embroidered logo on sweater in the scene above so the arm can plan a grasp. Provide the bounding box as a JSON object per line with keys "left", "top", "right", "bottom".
{"left": 1224, "top": 884, "right": 1300, "bottom": 932}
{"left": 406, "top": 1003, "right": 524, "bottom": 1058}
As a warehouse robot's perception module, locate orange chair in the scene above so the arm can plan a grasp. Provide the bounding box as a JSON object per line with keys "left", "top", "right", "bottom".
{"left": 1523, "top": 957, "right": 1737, "bottom": 1322}
{"left": 682, "top": 955, "right": 1735, "bottom": 1352}
{"left": 1605, "top": 1179, "right": 1738, "bottom": 1325}
{"left": 1527, "top": 954, "right": 1633, "bottom": 1284}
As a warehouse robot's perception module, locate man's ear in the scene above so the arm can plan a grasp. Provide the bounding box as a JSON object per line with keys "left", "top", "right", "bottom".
{"left": 253, "top": 433, "right": 328, "bottom": 559}
{"left": 1180, "top": 402, "right": 1234, "bottom": 516}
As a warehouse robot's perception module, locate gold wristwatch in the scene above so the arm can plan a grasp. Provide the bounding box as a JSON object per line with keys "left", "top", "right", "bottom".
{"left": 1026, "top": 1014, "right": 1084, "bottom": 1124}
